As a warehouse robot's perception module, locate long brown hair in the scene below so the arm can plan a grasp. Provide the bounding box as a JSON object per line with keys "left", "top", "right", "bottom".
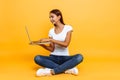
{"left": 50, "top": 9, "right": 65, "bottom": 25}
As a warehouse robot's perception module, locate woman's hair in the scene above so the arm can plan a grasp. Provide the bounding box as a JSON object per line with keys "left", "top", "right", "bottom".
{"left": 50, "top": 9, "right": 65, "bottom": 25}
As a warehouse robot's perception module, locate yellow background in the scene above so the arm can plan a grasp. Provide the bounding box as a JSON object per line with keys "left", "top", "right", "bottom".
{"left": 0, "top": 0, "right": 120, "bottom": 80}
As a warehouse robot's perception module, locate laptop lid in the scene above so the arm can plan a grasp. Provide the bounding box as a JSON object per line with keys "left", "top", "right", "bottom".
{"left": 25, "top": 26, "right": 32, "bottom": 43}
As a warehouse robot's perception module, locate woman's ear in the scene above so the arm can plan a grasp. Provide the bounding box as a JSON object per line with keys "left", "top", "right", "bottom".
{"left": 58, "top": 15, "right": 61, "bottom": 20}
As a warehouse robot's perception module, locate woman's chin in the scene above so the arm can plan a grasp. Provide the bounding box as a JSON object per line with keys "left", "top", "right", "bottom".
{"left": 52, "top": 23, "right": 56, "bottom": 26}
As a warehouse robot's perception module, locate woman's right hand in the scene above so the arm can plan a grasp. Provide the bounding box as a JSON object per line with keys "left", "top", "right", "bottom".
{"left": 29, "top": 41, "right": 46, "bottom": 46}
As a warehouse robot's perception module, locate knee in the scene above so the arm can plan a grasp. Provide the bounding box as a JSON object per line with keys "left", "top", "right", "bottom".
{"left": 75, "top": 54, "right": 84, "bottom": 63}
{"left": 34, "top": 55, "right": 41, "bottom": 64}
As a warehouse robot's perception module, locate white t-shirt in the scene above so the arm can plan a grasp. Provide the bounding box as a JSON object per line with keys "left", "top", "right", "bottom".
{"left": 48, "top": 25, "right": 73, "bottom": 56}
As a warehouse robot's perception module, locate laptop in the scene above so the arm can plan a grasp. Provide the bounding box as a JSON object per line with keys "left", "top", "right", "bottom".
{"left": 25, "top": 26, "right": 50, "bottom": 45}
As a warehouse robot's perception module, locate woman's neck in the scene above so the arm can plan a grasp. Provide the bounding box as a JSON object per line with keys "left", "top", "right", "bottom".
{"left": 54, "top": 22, "right": 65, "bottom": 29}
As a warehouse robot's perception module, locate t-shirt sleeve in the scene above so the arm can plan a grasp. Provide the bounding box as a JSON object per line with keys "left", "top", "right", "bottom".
{"left": 48, "top": 31, "right": 52, "bottom": 37}
{"left": 67, "top": 25, "right": 73, "bottom": 32}
{"left": 48, "top": 28, "right": 53, "bottom": 37}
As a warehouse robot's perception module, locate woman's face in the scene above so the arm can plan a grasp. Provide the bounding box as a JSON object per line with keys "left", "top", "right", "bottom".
{"left": 49, "top": 13, "right": 60, "bottom": 25}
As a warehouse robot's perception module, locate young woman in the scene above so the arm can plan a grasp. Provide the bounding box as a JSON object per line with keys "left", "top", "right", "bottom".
{"left": 31, "top": 9, "right": 83, "bottom": 76}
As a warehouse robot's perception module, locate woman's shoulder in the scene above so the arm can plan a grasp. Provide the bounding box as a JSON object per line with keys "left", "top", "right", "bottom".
{"left": 64, "top": 24, "right": 73, "bottom": 31}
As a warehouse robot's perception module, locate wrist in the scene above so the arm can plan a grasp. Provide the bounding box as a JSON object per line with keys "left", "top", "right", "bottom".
{"left": 50, "top": 39, "right": 52, "bottom": 42}
{"left": 50, "top": 39, "right": 54, "bottom": 43}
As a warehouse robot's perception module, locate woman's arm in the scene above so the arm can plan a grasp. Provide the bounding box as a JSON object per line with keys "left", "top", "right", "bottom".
{"left": 50, "top": 31, "right": 72, "bottom": 47}
{"left": 38, "top": 37, "right": 55, "bottom": 52}
{"left": 37, "top": 30, "right": 72, "bottom": 48}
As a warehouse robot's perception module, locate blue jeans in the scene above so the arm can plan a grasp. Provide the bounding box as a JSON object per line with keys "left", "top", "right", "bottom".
{"left": 34, "top": 54, "right": 83, "bottom": 74}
